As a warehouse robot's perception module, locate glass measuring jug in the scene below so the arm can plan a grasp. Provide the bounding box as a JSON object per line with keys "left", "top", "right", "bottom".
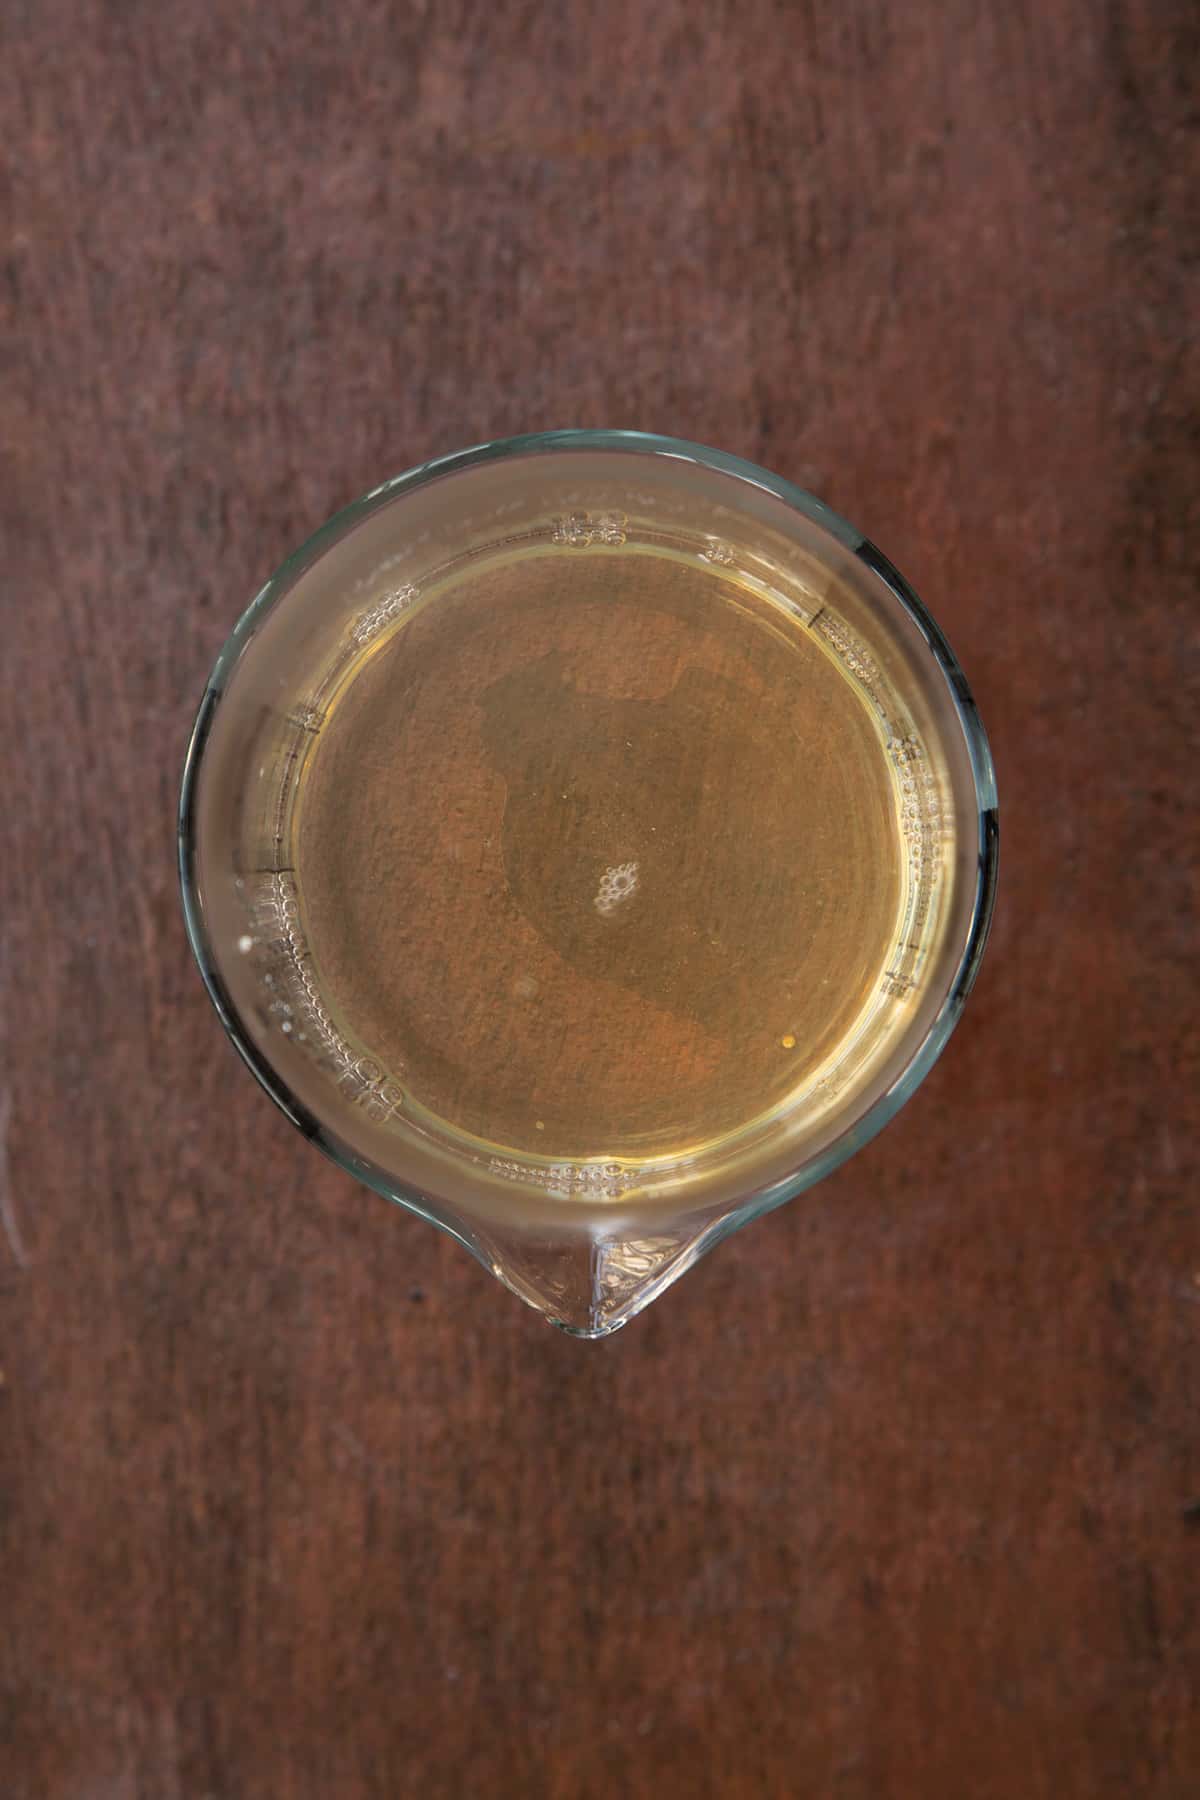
{"left": 179, "top": 432, "right": 997, "bottom": 1336}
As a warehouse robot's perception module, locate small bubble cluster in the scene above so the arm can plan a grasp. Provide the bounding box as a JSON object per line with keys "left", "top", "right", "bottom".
{"left": 699, "top": 538, "right": 736, "bottom": 567}
{"left": 287, "top": 704, "right": 325, "bottom": 734}
{"left": 882, "top": 734, "right": 944, "bottom": 999}
{"left": 351, "top": 583, "right": 418, "bottom": 647}
{"left": 246, "top": 872, "right": 404, "bottom": 1121}
{"left": 594, "top": 860, "right": 640, "bottom": 916}
{"left": 816, "top": 612, "right": 884, "bottom": 694}
{"left": 487, "top": 1158, "right": 637, "bottom": 1198}
{"left": 551, "top": 511, "right": 627, "bottom": 548}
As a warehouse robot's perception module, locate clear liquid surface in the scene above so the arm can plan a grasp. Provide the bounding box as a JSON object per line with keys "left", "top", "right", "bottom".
{"left": 294, "top": 546, "right": 905, "bottom": 1162}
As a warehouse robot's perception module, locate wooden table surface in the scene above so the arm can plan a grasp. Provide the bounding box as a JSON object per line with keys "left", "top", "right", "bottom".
{"left": 3, "top": 2, "right": 1196, "bottom": 1795}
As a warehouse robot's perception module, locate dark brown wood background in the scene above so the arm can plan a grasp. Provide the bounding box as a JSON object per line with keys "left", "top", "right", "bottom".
{"left": 2, "top": 2, "right": 1196, "bottom": 1795}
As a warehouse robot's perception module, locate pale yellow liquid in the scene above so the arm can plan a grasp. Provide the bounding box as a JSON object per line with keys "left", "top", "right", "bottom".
{"left": 294, "top": 548, "right": 904, "bottom": 1162}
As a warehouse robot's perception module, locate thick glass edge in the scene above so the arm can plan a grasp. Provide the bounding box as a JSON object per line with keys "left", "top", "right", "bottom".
{"left": 196, "top": 431, "right": 864, "bottom": 695}
{"left": 724, "top": 532, "right": 1000, "bottom": 1233}
{"left": 178, "top": 707, "right": 489, "bottom": 1268}
{"left": 178, "top": 430, "right": 999, "bottom": 1253}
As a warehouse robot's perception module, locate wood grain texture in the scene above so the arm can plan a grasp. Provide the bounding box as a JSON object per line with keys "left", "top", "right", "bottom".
{"left": 1, "top": 1, "right": 1196, "bottom": 1795}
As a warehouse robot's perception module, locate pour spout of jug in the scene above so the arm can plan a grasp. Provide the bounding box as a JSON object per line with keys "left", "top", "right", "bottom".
{"left": 460, "top": 1205, "right": 743, "bottom": 1337}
